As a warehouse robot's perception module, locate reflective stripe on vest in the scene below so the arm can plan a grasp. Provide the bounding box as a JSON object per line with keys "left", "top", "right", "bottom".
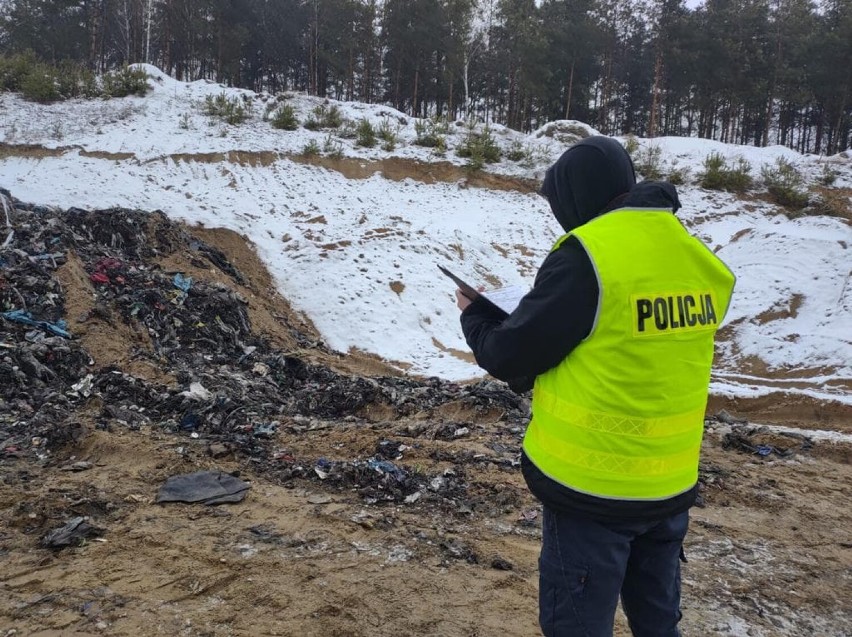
{"left": 522, "top": 209, "right": 735, "bottom": 500}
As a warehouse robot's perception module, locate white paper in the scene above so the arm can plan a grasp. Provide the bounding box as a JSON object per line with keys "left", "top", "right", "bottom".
{"left": 482, "top": 285, "right": 528, "bottom": 315}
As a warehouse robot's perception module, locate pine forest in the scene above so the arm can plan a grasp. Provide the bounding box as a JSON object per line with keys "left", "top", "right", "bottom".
{"left": 1, "top": 0, "right": 850, "bottom": 154}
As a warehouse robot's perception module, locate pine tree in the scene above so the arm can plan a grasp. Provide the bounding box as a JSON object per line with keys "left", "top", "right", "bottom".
{"left": 812, "top": 0, "right": 852, "bottom": 153}
{"left": 539, "top": 0, "right": 601, "bottom": 124}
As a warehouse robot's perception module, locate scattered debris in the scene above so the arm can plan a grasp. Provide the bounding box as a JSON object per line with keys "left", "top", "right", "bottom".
{"left": 722, "top": 426, "right": 814, "bottom": 458}
{"left": 180, "top": 382, "right": 213, "bottom": 401}
{"left": 41, "top": 516, "right": 105, "bottom": 549}
{"left": 60, "top": 461, "right": 93, "bottom": 472}
{"left": 518, "top": 508, "right": 538, "bottom": 524}
{"left": 172, "top": 273, "right": 192, "bottom": 293}
{"left": 1, "top": 309, "right": 71, "bottom": 338}
{"left": 435, "top": 423, "right": 470, "bottom": 440}
{"left": 490, "top": 555, "right": 514, "bottom": 571}
{"left": 155, "top": 470, "right": 251, "bottom": 505}
{"left": 207, "top": 442, "right": 230, "bottom": 458}
{"left": 0, "top": 191, "right": 531, "bottom": 519}
{"left": 246, "top": 524, "right": 285, "bottom": 545}
{"left": 440, "top": 539, "right": 478, "bottom": 564}
{"left": 714, "top": 410, "right": 749, "bottom": 425}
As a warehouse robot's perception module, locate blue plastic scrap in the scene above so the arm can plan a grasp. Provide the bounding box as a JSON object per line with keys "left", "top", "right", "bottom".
{"left": 180, "top": 412, "right": 200, "bottom": 431}
{"left": 1, "top": 309, "right": 71, "bottom": 338}
{"left": 755, "top": 445, "right": 773, "bottom": 456}
{"left": 367, "top": 458, "right": 408, "bottom": 482}
{"left": 173, "top": 273, "right": 193, "bottom": 293}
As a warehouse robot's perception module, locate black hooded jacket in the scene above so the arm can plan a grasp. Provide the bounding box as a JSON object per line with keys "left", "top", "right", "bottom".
{"left": 541, "top": 135, "right": 638, "bottom": 232}
{"left": 460, "top": 137, "right": 694, "bottom": 522}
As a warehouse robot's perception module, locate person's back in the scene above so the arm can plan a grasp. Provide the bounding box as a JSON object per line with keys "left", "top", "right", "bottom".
{"left": 526, "top": 208, "right": 735, "bottom": 503}
{"left": 456, "top": 136, "right": 735, "bottom": 636}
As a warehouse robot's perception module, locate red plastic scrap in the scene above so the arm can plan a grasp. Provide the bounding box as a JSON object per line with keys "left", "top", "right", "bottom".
{"left": 90, "top": 257, "right": 127, "bottom": 284}
{"left": 90, "top": 272, "right": 110, "bottom": 284}
{"left": 94, "top": 257, "right": 124, "bottom": 272}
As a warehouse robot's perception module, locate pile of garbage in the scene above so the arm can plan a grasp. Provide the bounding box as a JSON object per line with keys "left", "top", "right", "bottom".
{"left": 721, "top": 426, "right": 814, "bottom": 459}
{"left": 0, "top": 189, "right": 530, "bottom": 510}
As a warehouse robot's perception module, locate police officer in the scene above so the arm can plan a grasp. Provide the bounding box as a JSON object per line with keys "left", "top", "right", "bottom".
{"left": 456, "top": 136, "right": 735, "bottom": 636}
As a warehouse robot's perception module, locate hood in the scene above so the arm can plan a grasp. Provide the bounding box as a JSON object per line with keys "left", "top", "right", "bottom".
{"left": 620, "top": 180, "right": 681, "bottom": 212}
{"left": 540, "top": 136, "right": 637, "bottom": 232}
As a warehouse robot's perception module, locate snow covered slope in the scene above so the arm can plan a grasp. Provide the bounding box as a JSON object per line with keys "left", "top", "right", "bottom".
{"left": 1, "top": 66, "right": 850, "bottom": 404}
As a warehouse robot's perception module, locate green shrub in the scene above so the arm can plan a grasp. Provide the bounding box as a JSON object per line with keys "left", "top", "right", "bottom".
{"left": 762, "top": 157, "right": 809, "bottom": 210}
{"left": 505, "top": 141, "right": 530, "bottom": 162}
{"left": 338, "top": 119, "right": 358, "bottom": 139}
{"left": 304, "top": 104, "right": 342, "bottom": 130}
{"left": 465, "top": 151, "right": 485, "bottom": 171}
{"left": 0, "top": 56, "right": 151, "bottom": 103}
{"left": 414, "top": 116, "right": 448, "bottom": 150}
{"left": 480, "top": 127, "right": 501, "bottom": 163}
{"left": 667, "top": 166, "right": 690, "bottom": 186}
{"left": 699, "top": 153, "right": 725, "bottom": 187}
{"left": 56, "top": 60, "right": 97, "bottom": 98}
{"left": 818, "top": 162, "right": 839, "bottom": 186}
{"left": 322, "top": 134, "right": 344, "bottom": 158}
{"left": 624, "top": 138, "right": 667, "bottom": 182}
{"left": 505, "top": 140, "right": 547, "bottom": 168}
{"left": 520, "top": 143, "right": 549, "bottom": 168}
{"left": 356, "top": 118, "right": 377, "bottom": 148}
{"left": 378, "top": 118, "right": 398, "bottom": 151}
{"left": 699, "top": 152, "right": 753, "bottom": 193}
{"left": 301, "top": 140, "right": 321, "bottom": 156}
{"left": 101, "top": 66, "right": 150, "bottom": 98}
{"left": 730, "top": 158, "right": 753, "bottom": 189}
{"left": 635, "top": 144, "right": 663, "bottom": 180}
{"left": 623, "top": 134, "right": 639, "bottom": 158}
{"left": 0, "top": 51, "right": 40, "bottom": 91}
{"left": 457, "top": 123, "right": 500, "bottom": 167}
{"left": 19, "top": 65, "right": 60, "bottom": 102}
{"left": 271, "top": 104, "right": 299, "bottom": 130}
{"left": 203, "top": 92, "right": 250, "bottom": 125}
{"left": 322, "top": 105, "right": 342, "bottom": 128}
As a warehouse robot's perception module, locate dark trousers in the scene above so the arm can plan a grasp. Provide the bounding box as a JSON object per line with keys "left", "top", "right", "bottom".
{"left": 538, "top": 506, "right": 688, "bottom": 637}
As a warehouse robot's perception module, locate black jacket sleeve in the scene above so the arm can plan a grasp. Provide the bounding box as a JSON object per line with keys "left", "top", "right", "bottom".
{"left": 459, "top": 235, "right": 598, "bottom": 391}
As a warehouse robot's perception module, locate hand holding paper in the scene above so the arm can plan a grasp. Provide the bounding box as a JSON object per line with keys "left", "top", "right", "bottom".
{"left": 455, "top": 289, "right": 473, "bottom": 311}
{"left": 439, "top": 265, "right": 527, "bottom": 316}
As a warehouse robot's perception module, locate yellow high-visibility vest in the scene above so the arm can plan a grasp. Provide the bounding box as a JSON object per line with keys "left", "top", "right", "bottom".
{"left": 523, "top": 209, "right": 735, "bottom": 500}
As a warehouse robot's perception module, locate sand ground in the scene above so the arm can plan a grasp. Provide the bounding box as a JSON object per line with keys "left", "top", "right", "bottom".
{"left": 1, "top": 214, "right": 850, "bottom": 637}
